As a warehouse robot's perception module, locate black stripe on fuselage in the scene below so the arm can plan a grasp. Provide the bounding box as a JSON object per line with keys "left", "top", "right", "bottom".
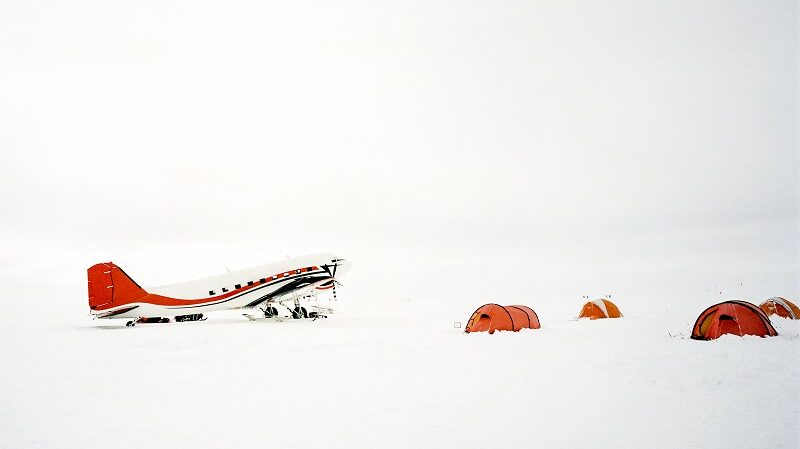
{"left": 243, "top": 276, "right": 329, "bottom": 308}
{"left": 167, "top": 271, "right": 331, "bottom": 310}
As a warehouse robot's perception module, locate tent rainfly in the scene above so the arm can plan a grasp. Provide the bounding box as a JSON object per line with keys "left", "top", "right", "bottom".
{"left": 691, "top": 300, "right": 778, "bottom": 340}
{"left": 759, "top": 297, "right": 800, "bottom": 320}
{"left": 578, "top": 299, "right": 622, "bottom": 320}
{"left": 465, "top": 304, "right": 541, "bottom": 334}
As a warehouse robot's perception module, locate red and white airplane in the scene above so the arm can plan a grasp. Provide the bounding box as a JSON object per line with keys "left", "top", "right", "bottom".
{"left": 87, "top": 253, "right": 350, "bottom": 326}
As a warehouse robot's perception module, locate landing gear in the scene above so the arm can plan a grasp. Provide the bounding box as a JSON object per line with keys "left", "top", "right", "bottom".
{"left": 292, "top": 306, "right": 308, "bottom": 319}
{"left": 244, "top": 306, "right": 282, "bottom": 321}
{"left": 290, "top": 297, "right": 307, "bottom": 319}
{"left": 126, "top": 320, "right": 136, "bottom": 327}
{"left": 137, "top": 317, "right": 170, "bottom": 324}
{"left": 174, "top": 314, "right": 205, "bottom": 322}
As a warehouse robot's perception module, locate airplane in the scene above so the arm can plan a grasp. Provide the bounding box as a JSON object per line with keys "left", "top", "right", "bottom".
{"left": 87, "top": 253, "right": 351, "bottom": 326}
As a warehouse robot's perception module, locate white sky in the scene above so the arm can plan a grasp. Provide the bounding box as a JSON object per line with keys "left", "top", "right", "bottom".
{"left": 0, "top": 1, "right": 797, "bottom": 308}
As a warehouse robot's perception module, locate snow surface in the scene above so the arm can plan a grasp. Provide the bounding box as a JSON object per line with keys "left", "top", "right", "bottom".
{"left": 1, "top": 289, "right": 798, "bottom": 449}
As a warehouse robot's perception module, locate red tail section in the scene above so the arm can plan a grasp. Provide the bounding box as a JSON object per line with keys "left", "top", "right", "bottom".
{"left": 87, "top": 262, "right": 147, "bottom": 310}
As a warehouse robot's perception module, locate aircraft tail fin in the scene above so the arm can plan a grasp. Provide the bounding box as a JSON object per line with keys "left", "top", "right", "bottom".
{"left": 87, "top": 262, "right": 148, "bottom": 309}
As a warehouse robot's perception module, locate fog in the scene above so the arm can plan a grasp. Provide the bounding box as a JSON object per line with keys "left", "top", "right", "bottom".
{"left": 0, "top": 1, "right": 797, "bottom": 313}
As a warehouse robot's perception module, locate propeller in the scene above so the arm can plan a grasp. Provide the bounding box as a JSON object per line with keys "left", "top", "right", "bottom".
{"left": 321, "top": 258, "right": 345, "bottom": 301}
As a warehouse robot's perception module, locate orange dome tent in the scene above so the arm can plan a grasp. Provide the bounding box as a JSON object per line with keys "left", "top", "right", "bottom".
{"left": 759, "top": 297, "right": 800, "bottom": 319}
{"left": 691, "top": 300, "right": 777, "bottom": 340}
{"left": 578, "top": 299, "right": 622, "bottom": 319}
{"left": 465, "top": 304, "right": 541, "bottom": 334}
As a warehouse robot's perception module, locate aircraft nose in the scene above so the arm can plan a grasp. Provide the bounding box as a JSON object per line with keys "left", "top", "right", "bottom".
{"left": 331, "top": 257, "right": 352, "bottom": 277}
